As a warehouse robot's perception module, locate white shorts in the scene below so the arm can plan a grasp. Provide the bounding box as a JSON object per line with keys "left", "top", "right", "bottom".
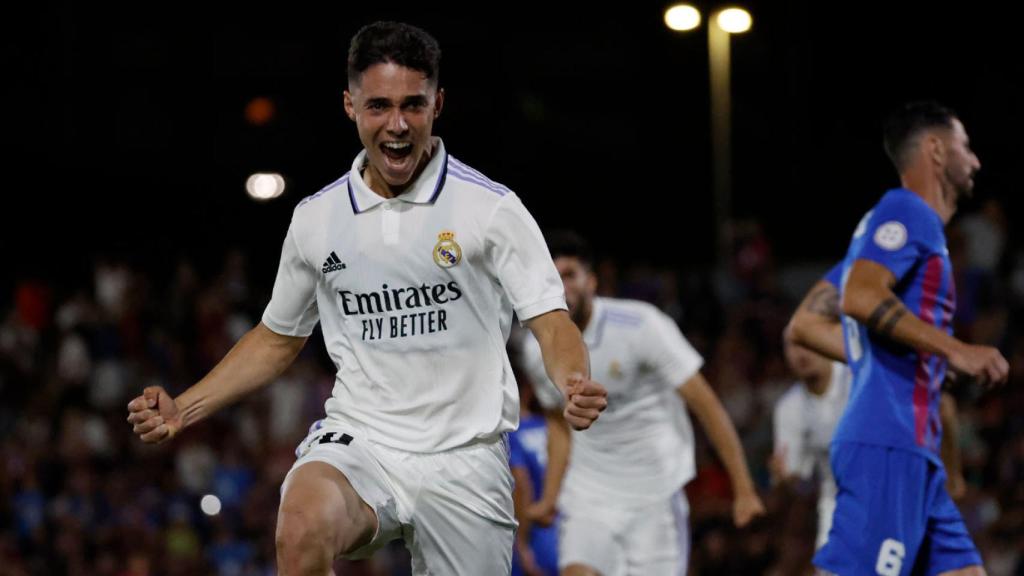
{"left": 559, "top": 489, "right": 690, "bottom": 576}
{"left": 283, "top": 419, "right": 516, "bottom": 575}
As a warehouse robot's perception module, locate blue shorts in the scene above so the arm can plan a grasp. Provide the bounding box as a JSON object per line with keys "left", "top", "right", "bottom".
{"left": 813, "top": 442, "right": 981, "bottom": 576}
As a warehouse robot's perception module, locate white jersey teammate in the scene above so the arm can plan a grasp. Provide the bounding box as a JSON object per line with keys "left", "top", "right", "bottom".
{"left": 771, "top": 341, "right": 851, "bottom": 549}
{"left": 127, "top": 22, "right": 607, "bottom": 576}
{"left": 518, "top": 231, "right": 764, "bottom": 576}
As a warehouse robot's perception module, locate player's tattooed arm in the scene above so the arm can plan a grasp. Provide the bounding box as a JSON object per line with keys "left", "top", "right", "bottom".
{"left": 843, "top": 259, "right": 1008, "bottom": 386}
{"left": 786, "top": 279, "right": 845, "bottom": 362}
{"left": 864, "top": 296, "right": 908, "bottom": 339}
{"left": 805, "top": 283, "right": 841, "bottom": 320}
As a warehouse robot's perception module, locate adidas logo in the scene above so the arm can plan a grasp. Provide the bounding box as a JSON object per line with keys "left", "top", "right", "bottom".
{"left": 322, "top": 251, "right": 347, "bottom": 273}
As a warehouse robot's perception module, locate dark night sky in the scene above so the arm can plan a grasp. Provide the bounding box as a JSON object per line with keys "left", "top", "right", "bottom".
{"left": 6, "top": 1, "right": 1022, "bottom": 286}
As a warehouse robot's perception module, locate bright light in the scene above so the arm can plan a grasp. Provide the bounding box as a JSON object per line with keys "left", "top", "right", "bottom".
{"left": 664, "top": 5, "right": 701, "bottom": 31}
{"left": 717, "top": 8, "right": 752, "bottom": 33}
{"left": 200, "top": 494, "right": 222, "bottom": 516}
{"left": 246, "top": 172, "right": 286, "bottom": 201}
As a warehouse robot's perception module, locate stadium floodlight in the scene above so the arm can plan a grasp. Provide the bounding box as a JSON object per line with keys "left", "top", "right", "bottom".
{"left": 665, "top": 5, "right": 753, "bottom": 267}
{"left": 664, "top": 4, "right": 701, "bottom": 31}
{"left": 246, "top": 172, "right": 286, "bottom": 201}
{"left": 717, "top": 8, "right": 752, "bottom": 34}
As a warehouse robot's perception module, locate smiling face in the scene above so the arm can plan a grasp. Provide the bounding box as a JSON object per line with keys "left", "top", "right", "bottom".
{"left": 344, "top": 61, "right": 445, "bottom": 195}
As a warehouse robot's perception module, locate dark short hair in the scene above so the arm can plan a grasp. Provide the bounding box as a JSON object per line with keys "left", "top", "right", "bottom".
{"left": 347, "top": 21, "right": 441, "bottom": 87}
{"left": 546, "top": 230, "right": 594, "bottom": 268}
{"left": 883, "top": 101, "right": 958, "bottom": 172}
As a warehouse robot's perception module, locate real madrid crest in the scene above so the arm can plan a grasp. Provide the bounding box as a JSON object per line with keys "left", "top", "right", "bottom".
{"left": 433, "top": 230, "right": 462, "bottom": 268}
{"left": 609, "top": 360, "right": 624, "bottom": 380}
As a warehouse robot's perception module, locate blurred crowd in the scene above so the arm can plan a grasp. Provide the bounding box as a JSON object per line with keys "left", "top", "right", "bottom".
{"left": 2, "top": 200, "right": 1022, "bottom": 575}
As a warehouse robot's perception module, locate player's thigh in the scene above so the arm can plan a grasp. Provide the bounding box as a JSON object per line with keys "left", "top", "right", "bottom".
{"left": 277, "top": 460, "right": 378, "bottom": 555}
{"left": 814, "top": 444, "right": 930, "bottom": 576}
{"left": 404, "top": 439, "right": 517, "bottom": 575}
{"left": 558, "top": 504, "right": 624, "bottom": 576}
{"left": 625, "top": 491, "right": 690, "bottom": 575}
{"left": 916, "top": 467, "right": 983, "bottom": 576}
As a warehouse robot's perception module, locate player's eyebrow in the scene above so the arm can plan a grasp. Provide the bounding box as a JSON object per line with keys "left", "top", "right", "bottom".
{"left": 401, "top": 95, "right": 429, "bottom": 107}
{"left": 364, "top": 97, "right": 392, "bottom": 108}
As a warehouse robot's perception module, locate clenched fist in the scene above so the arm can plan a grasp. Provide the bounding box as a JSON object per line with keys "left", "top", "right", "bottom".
{"left": 126, "top": 386, "right": 183, "bottom": 444}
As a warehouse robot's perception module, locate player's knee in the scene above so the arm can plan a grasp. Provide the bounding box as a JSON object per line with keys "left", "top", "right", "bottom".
{"left": 938, "top": 566, "right": 986, "bottom": 576}
{"left": 276, "top": 507, "right": 335, "bottom": 574}
{"left": 562, "top": 564, "right": 601, "bottom": 576}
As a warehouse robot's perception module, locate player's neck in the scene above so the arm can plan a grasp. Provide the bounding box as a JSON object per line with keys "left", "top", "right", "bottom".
{"left": 573, "top": 300, "right": 594, "bottom": 332}
{"left": 806, "top": 364, "right": 832, "bottom": 396}
{"left": 900, "top": 173, "right": 956, "bottom": 224}
{"left": 364, "top": 141, "right": 436, "bottom": 199}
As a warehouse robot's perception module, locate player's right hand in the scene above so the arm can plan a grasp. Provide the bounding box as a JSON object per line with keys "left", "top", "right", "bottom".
{"left": 948, "top": 343, "right": 1009, "bottom": 388}
{"left": 563, "top": 373, "right": 607, "bottom": 431}
{"left": 525, "top": 500, "right": 557, "bottom": 527}
{"left": 733, "top": 490, "right": 766, "bottom": 528}
{"left": 127, "top": 386, "right": 183, "bottom": 444}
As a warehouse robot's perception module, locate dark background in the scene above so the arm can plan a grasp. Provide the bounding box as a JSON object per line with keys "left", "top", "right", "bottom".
{"left": 4, "top": 3, "right": 1024, "bottom": 574}
{"left": 7, "top": 1, "right": 1021, "bottom": 286}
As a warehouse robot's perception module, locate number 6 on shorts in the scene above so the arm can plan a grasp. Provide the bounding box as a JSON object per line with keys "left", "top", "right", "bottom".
{"left": 875, "top": 538, "right": 905, "bottom": 576}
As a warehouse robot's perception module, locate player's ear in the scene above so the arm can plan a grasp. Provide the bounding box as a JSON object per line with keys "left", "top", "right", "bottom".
{"left": 925, "top": 132, "right": 945, "bottom": 166}
{"left": 343, "top": 90, "right": 357, "bottom": 122}
{"left": 433, "top": 87, "right": 445, "bottom": 119}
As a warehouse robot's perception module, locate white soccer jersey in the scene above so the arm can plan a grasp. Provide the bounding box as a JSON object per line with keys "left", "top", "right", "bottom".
{"left": 262, "top": 139, "right": 566, "bottom": 453}
{"left": 520, "top": 297, "right": 704, "bottom": 506}
{"left": 773, "top": 361, "right": 851, "bottom": 546}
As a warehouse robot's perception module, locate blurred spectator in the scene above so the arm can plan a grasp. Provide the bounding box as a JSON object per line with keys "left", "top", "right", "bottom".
{"left": 2, "top": 203, "right": 1021, "bottom": 574}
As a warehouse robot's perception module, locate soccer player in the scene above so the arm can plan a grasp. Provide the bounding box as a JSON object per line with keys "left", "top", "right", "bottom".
{"left": 771, "top": 335, "right": 851, "bottom": 550}
{"left": 127, "top": 21, "right": 607, "bottom": 576}
{"left": 788, "top": 264, "right": 968, "bottom": 503}
{"left": 519, "top": 231, "right": 765, "bottom": 576}
{"left": 812, "top": 102, "right": 1008, "bottom": 576}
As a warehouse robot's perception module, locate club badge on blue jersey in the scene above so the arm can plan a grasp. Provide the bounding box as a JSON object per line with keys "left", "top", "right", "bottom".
{"left": 433, "top": 230, "right": 462, "bottom": 268}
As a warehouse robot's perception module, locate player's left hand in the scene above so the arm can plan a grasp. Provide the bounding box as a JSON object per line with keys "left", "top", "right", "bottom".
{"left": 562, "top": 373, "right": 607, "bottom": 430}
{"left": 733, "top": 490, "right": 766, "bottom": 528}
{"left": 946, "top": 473, "right": 967, "bottom": 501}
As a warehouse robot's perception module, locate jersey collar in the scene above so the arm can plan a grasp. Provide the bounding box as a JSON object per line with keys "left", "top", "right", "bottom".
{"left": 347, "top": 138, "right": 449, "bottom": 214}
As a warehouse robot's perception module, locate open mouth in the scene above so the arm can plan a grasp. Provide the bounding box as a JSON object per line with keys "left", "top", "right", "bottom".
{"left": 381, "top": 141, "right": 414, "bottom": 162}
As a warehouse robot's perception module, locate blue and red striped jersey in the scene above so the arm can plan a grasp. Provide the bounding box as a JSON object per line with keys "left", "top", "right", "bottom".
{"left": 834, "top": 188, "right": 954, "bottom": 463}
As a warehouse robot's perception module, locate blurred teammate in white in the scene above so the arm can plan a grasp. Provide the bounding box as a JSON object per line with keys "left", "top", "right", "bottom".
{"left": 127, "top": 21, "right": 606, "bottom": 576}
{"left": 518, "top": 231, "right": 764, "bottom": 576}
{"left": 771, "top": 336, "right": 851, "bottom": 549}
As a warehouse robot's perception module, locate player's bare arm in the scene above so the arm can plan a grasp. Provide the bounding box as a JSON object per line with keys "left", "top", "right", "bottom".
{"left": 526, "top": 309, "right": 607, "bottom": 430}
{"left": 842, "top": 259, "right": 1008, "bottom": 386}
{"left": 511, "top": 463, "right": 543, "bottom": 576}
{"left": 127, "top": 322, "right": 307, "bottom": 443}
{"left": 526, "top": 408, "right": 571, "bottom": 527}
{"left": 939, "top": 392, "right": 967, "bottom": 499}
{"left": 787, "top": 279, "right": 846, "bottom": 362}
{"left": 679, "top": 372, "right": 766, "bottom": 527}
